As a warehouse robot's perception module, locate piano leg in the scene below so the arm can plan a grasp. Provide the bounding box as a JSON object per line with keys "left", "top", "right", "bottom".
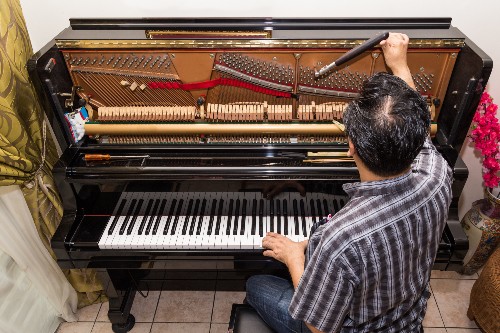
{"left": 97, "top": 269, "right": 137, "bottom": 333}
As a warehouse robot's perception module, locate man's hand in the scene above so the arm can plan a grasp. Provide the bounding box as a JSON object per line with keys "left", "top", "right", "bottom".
{"left": 262, "top": 232, "right": 308, "bottom": 268}
{"left": 380, "top": 32, "right": 416, "bottom": 90}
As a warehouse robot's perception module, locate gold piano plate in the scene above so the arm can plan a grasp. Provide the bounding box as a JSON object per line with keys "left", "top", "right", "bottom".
{"left": 146, "top": 30, "right": 272, "bottom": 39}
{"left": 55, "top": 38, "right": 465, "bottom": 49}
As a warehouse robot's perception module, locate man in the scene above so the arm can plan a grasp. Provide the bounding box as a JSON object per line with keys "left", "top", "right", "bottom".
{"left": 246, "top": 33, "right": 453, "bottom": 333}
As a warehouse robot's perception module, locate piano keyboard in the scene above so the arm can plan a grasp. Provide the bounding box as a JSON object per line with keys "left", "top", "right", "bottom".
{"left": 98, "top": 192, "right": 347, "bottom": 250}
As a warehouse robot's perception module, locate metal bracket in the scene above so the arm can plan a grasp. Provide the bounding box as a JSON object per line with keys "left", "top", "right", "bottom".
{"left": 58, "top": 86, "right": 81, "bottom": 109}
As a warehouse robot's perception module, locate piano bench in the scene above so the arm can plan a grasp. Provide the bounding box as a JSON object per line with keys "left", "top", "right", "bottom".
{"left": 228, "top": 304, "right": 276, "bottom": 333}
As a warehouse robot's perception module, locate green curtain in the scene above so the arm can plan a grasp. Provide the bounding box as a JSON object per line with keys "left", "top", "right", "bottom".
{"left": 0, "top": 0, "right": 106, "bottom": 308}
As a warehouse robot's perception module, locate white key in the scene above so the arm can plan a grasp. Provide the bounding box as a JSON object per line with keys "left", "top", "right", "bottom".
{"left": 171, "top": 194, "right": 189, "bottom": 249}
{"left": 149, "top": 193, "right": 170, "bottom": 249}
{"left": 207, "top": 199, "right": 218, "bottom": 249}
{"left": 177, "top": 215, "right": 190, "bottom": 249}
{"left": 128, "top": 216, "right": 144, "bottom": 249}
{"left": 99, "top": 213, "right": 120, "bottom": 249}
{"left": 102, "top": 193, "right": 134, "bottom": 249}
{"left": 129, "top": 193, "right": 152, "bottom": 249}
{"left": 215, "top": 197, "right": 229, "bottom": 249}
{"left": 160, "top": 195, "right": 179, "bottom": 249}
{"left": 241, "top": 214, "right": 254, "bottom": 249}
{"left": 198, "top": 215, "right": 211, "bottom": 249}
{"left": 149, "top": 216, "right": 165, "bottom": 250}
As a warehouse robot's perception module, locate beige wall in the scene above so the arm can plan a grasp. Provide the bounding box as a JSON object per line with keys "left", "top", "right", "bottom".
{"left": 20, "top": 0, "right": 499, "bottom": 219}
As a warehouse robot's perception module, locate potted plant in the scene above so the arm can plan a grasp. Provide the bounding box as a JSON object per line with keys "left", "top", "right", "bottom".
{"left": 460, "top": 91, "right": 500, "bottom": 274}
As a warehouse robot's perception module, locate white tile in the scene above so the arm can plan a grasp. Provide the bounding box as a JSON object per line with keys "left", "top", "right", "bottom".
{"left": 91, "top": 322, "right": 151, "bottom": 333}
{"left": 446, "top": 329, "right": 483, "bottom": 333}
{"left": 211, "top": 291, "right": 246, "bottom": 323}
{"left": 131, "top": 291, "right": 161, "bottom": 322}
{"left": 423, "top": 293, "right": 444, "bottom": 327}
{"left": 423, "top": 329, "right": 447, "bottom": 333}
{"left": 96, "top": 302, "right": 109, "bottom": 322}
{"left": 431, "top": 270, "right": 478, "bottom": 280}
{"left": 430, "top": 279, "right": 478, "bottom": 329}
{"left": 57, "top": 322, "right": 93, "bottom": 333}
{"left": 154, "top": 290, "right": 214, "bottom": 322}
{"left": 76, "top": 303, "right": 102, "bottom": 322}
{"left": 151, "top": 322, "right": 210, "bottom": 333}
{"left": 210, "top": 323, "right": 229, "bottom": 333}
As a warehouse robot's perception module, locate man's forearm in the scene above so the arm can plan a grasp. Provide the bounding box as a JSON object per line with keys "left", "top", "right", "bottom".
{"left": 392, "top": 66, "right": 416, "bottom": 90}
{"left": 287, "top": 254, "right": 305, "bottom": 289}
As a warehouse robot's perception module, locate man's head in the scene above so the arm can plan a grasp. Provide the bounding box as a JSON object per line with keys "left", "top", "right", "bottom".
{"left": 343, "top": 72, "right": 430, "bottom": 177}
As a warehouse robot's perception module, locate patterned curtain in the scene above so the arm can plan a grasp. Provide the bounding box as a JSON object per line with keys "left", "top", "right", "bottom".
{"left": 0, "top": 0, "right": 106, "bottom": 307}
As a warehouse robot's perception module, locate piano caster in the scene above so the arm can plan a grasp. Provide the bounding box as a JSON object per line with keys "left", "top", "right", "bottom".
{"left": 111, "top": 314, "right": 135, "bottom": 333}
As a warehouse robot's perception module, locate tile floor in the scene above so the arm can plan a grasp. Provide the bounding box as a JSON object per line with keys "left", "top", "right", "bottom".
{"left": 57, "top": 270, "right": 483, "bottom": 333}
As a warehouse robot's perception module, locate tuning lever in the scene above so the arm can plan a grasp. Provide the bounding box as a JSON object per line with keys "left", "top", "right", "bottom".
{"left": 315, "top": 31, "right": 389, "bottom": 77}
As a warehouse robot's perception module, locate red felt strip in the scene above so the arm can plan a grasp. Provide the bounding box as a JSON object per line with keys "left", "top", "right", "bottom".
{"left": 147, "top": 78, "right": 292, "bottom": 98}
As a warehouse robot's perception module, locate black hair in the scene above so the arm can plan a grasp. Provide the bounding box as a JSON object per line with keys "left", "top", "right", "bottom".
{"left": 343, "top": 72, "right": 430, "bottom": 177}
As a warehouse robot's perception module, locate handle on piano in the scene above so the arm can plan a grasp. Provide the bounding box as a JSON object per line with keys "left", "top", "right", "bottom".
{"left": 315, "top": 31, "right": 389, "bottom": 77}
{"left": 84, "top": 154, "right": 111, "bottom": 161}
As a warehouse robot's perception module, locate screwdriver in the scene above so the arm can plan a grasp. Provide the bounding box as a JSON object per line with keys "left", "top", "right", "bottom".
{"left": 84, "top": 154, "right": 150, "bottom": 161}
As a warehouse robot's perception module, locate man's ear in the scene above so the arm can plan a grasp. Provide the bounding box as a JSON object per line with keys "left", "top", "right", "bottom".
{"left": 347, "top": 138, "right": 356, "bottom": 157}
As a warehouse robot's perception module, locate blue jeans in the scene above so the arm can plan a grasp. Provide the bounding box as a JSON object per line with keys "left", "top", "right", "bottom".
{"left": 246, "top": 275, "right": 312, "bottom": 333}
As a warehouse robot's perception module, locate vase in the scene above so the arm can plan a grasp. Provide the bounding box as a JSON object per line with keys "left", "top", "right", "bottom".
{"left": 460, "top": 189, "right": 500, "bottom": 274}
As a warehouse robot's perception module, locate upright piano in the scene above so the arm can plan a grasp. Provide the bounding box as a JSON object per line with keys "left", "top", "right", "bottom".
{"left": 28, "top": 18, "right": 492, "bottom": 333}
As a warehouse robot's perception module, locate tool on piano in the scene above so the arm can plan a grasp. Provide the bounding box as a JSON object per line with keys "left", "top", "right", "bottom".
{"left": 303, "top": 158, "right": 354, "bottom": 163}
{"left": 84, "top": 154, "right": 150, "bottom": 161}
{"left": 307, "top": 152, "right": 348, "bottom": 157}
{"left": 315, "top": 31, "right": 390, "bottom": 77}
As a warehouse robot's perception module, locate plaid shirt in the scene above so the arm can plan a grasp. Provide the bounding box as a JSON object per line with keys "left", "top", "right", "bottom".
{"left": 289, "top": 138, "right": 452, "bottom": 333}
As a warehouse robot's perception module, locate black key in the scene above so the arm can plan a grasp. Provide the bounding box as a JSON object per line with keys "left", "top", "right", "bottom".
{"left": 258, "top": 199, "right": 264, "bottom": 237}
{"left": 108, "top": 199, "right": 127, "bottom": 235}
{"left": 251, "top": 199, "right": 257, "bottom": 235}
{"left": 332, "top": 199, "right": 339, "bottom": 214}
{"left": 300, "top": 199, "right": 307, "bottom": 236}
{"left": 215, "top": 199, "right": 224, "bottom": 235}
{"left": 240, "top": 199, "right": 247, "bottom": 235}
{"left": 283, "top": 199, "right": 288, "bottom": 235}
{"left": 233, "top": 199, "right": 241, "bottom": 235}
{"left": 146, "top": 199, "right": 160, "bottom": 235}
{"left": 310, "top": 199, "right": 317, "bottom": 222}
{"left": 126, "top": 199, "right": 143, "bottom": 235}
{"left": 163, "top": 199, "right": 177, "bottom": 235}
{"left": 119, "top": 199, "right": 137, "bottom": 235}
{"left": 196, "top": 199, "right": 207, "bottom": 235}
{"left": 323, "top": 199, "right": 330, "bottom": 218}
{"left": 316, "top": 199, "right": 323, "bottom": 219}
{"left": 293, "top": 199, "right": 299, "bottom": 235}
{"left": 207, "top": 199, "right": 217, "bottom": 236}
{"left": 170, "top": 199, "right": 184, "bottom": 235}
{"left": 276, "top": 200, "right": 282, "bottom": 234}
{"left": 269, "top": 199, "right": 275, "bottom": 233}
{"left": 188, "top": 199, "right": 201, "bottom": 235}
{"left": 227, "top": 199, "right": 234, "bottom": 235}
{"left": 152, "top": 199, "right": 167, "bottom": 235}
{"left": 182, "top": 199, "right": 194, "bottom": 235}
{"left": 138, "top": 199, "right": 154, "bottom": 235}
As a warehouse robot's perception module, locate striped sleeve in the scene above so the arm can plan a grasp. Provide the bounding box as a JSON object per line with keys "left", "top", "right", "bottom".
{"left": 289, "top": 242, "right": 359, "bottom": 333}
{"left": 414, "top": 137, "right": 449, "bottom": 176}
